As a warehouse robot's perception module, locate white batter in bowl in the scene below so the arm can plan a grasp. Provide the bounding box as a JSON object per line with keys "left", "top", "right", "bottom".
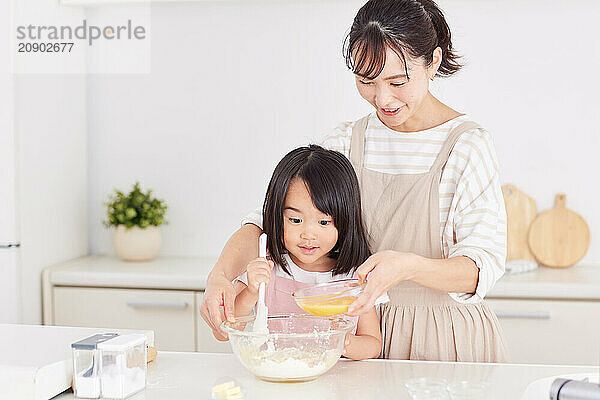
{"left": 221, "top": 314, "right": 354, "bottom": 382}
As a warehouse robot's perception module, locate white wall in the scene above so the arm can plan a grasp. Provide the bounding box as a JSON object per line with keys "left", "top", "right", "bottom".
{"left": 87, "top": 0, "right": 600, "bottom": 264}
{"left": 13, "top": 0, "right": 88, "bottom": 323}
{"left": 16, "top": 74, "right": 88, "bottom": 324}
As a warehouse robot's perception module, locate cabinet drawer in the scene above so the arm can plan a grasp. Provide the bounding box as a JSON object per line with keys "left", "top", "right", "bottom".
{"left": 195, "top": 292, "right": 232, "bottom": 353}
{"left": 54, "top": 287, "right": 195, "bottom": 351}
{"left": 486, "top": 298, "right": 600, "bottom": 365}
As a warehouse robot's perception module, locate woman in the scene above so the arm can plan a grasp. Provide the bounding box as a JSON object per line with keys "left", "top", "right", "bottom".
{"left": 201, "top": 0, "right": 507, "bottom": 362}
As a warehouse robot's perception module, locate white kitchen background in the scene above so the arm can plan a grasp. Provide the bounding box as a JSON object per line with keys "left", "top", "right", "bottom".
{"left": 10, "top": 0, "right": 600, "bottom": 324}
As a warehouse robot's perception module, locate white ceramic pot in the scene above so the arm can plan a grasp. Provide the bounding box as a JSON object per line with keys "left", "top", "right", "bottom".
{"left": 114, "top": 225, "right": 161, "bottom": 262}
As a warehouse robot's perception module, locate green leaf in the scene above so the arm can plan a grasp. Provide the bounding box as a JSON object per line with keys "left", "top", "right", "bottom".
{"left": 125, "top": 208, "right": 137, "bottom": 219}
{"left": 103, "top": 182, "right": 168, "bottom": 229}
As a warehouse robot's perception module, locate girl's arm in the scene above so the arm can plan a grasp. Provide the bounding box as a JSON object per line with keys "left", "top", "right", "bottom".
{"left": 233, "top": 281, "right": 259, "bottom": 317}
{"left": 232, "top": 257, "right": 274, "bottom": 318}
{"left": 342, "top": 306, "right": 382, "bottom": 360}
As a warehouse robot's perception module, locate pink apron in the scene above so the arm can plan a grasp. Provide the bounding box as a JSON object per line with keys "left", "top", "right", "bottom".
{"left": 265, "top": 272, "right": 311, "bottom": 315}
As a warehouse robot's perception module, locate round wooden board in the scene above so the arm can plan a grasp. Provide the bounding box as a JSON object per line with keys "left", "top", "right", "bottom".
{"left": 528, "top": 194, "right": 590, "bottom": 268}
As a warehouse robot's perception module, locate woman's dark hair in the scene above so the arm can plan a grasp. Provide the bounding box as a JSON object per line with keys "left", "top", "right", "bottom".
{"left": 262, "top": 145, "right": 371, "bottom": 276}
{"left": 343, "top": 0, "right": 462, "bottom": 80}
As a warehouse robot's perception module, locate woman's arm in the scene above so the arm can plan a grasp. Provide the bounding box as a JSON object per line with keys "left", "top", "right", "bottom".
{"left": 343, "top": 307, "right": 382, "bottom": 360}
{"left": 213, "top": 223, "right": 263, "bottom": 281}
{"left": 200, "top": 223, "right": 262, "bottom": 340}
{"left": 442, "top": 127, "right": 506, "bottom": 303}
{"left": 413, "top": 253, "right": 478, "bottom": 292}
{"left": 346, "top": 251, "right": 478, "bottom": 316}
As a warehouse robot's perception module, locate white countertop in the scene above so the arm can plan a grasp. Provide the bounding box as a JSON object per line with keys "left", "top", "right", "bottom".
{"left": 46, "top": 255, "right": 214, "bottom": 290}
{"left": 487, "top": 263, "right": 600, "bottom": 300}
{"left": 46, "top": 255, "right": 600, "bottom": 300}
{"left": 52, "top": 351, "right": 599, "bottom": 400}
{"left": 0, "top": 324, "right": 154, "bottom": 400}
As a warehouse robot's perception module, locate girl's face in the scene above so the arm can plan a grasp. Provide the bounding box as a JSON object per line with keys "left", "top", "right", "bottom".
{"left": 283, "top": 178, "right": 338, "bottom": 272}
{"left": 355, "top": 46, "right": 441, "bottom": 132}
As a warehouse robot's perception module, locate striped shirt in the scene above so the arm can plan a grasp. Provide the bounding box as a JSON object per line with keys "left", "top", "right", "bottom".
{"left": 243, "top": 113, "right": 507, "bottom": 304}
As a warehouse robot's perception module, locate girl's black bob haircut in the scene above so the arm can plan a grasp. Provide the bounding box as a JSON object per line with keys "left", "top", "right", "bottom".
{"left": 343, "top": 0, "right": 462, "bottom": 80}
{"left": 262, "top": 145, "right": 371, "bottom": 276}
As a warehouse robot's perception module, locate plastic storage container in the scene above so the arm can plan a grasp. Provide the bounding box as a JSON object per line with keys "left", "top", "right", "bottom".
{"left": 72, "top": 333, "right": 119, "bottom": 399}
{"left": 72, "top": 333, "right": 147, "bottom": 399}
{"left": 97, "top": 334, "right": 147, "bottom": 399}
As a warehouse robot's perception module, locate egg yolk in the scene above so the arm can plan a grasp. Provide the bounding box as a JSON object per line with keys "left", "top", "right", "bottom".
{"left": 296, "top": 296, "right": 357, "bottom": 317}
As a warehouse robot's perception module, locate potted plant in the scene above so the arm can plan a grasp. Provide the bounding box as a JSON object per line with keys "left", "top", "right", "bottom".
{"left": 104, "top": 182, "right": 167, "bottom": 261}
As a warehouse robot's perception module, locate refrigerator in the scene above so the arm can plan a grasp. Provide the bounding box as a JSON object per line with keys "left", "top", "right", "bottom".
{"left": 0, "top": 0, "right": 20, "bottom": 323}
{"left": 0, "top": 141, "right": 20, "bottom": 324}
{"left": 0, "top": 183, "right": 20, "bottom": 324}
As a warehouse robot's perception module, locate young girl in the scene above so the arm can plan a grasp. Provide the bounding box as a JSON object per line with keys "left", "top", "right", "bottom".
{"left": 233, "top": 145, "right": 387, "bottom": 360}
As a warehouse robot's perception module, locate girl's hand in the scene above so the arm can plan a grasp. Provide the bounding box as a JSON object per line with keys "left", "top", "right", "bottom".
{"left": 342, "top": 333, "right": 357, "bottom": 358}
{"left": 342, "top": 332, "right": 381, "bottom": 360}
{"left": 347, "top": 250, "right": 420, "bottom": 316}
{"left": 246, "top": 257, "right": 274, "bottom": 295}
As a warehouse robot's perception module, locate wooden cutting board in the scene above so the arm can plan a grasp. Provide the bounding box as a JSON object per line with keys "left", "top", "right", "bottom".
{"left": 528, "top": 194, "right": 590, "bottom": 268}
{"left": 502, "top": 184, "right": 537, "bottom": 261}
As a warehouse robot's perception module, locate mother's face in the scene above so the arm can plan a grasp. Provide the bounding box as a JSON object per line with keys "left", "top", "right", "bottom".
{"left": 355, "top": 46, "right": 441, "bottom": 132}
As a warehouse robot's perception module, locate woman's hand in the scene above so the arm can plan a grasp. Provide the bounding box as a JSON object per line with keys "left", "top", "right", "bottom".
{"left": 199, "top": 223, "right": 263, "bottom": 341}
{"left": 246, "top": 257, "right": 274, "bottom": 295}
{"left": 200, "top": 273, "right": 238, "bottom": 341}
{"left": 347, "top": 250, "right": 420, "bottom": 316}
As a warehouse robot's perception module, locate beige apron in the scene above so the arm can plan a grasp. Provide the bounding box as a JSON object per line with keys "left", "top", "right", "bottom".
{"left": 349, "top": 115, "right": 507, "bottom": 362}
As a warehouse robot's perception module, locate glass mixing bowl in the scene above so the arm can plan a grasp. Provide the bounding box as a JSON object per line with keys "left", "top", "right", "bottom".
{"left": 292, "top": 279, "right": 364, "bottom": 316}
{"left": 221, "top": 314, "right": 354, "bottom": 382}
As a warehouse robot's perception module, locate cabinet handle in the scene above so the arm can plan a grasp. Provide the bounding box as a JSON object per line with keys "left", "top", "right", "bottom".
{"left": 495, "top": 310, "right": 551, "bottom": 320}
{"left": 126, "top": 300, "right": 189, "bottom": 309}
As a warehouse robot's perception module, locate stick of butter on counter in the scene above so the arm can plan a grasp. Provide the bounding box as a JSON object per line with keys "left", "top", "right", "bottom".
{"left": 212, "top": 381, "right": 244, "bottom": 400}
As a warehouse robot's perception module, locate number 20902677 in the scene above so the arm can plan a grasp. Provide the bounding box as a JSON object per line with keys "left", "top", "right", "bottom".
{"left": 18, "top": 42, "right": 74, "bottom": 53}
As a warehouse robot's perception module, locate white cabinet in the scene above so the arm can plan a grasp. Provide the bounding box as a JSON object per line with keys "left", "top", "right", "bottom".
{"left": 52, "top": 287, "right": 233, "bottom": 353}
{"left": 54, "top": 287, "right": 196, "bottom": 351}
{"left": 44, "top": 256, "right": 232, "bottom": 353}
{"left": 486, "top": 298, "right": 600, "bottom": 366}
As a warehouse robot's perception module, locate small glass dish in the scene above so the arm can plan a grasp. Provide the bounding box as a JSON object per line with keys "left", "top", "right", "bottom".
{"left": 446, "top": 381, "right": 490, "bottom": 399}
{"left": 292, "top": 279, "right": 364, "bottom": 316}
{"left": 405, "top": 378, "right": 449, "bottom": 400}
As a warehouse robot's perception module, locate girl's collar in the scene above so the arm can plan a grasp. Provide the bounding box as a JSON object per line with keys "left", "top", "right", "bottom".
{"left": 283, "top": 253, "right": 333, "bottom": 276}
